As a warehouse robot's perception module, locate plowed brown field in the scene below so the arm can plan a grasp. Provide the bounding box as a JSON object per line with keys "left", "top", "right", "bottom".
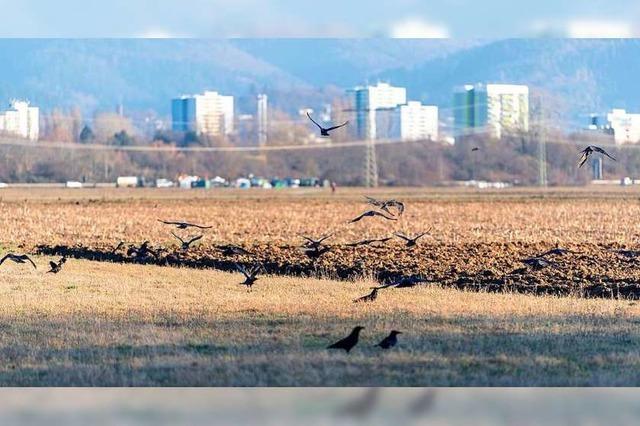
{"left": 2, "top": 186, "right": 639, "bottom": 299}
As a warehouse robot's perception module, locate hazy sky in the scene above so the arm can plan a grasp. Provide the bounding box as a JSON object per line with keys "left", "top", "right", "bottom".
{"left": 0, "top": 0, "right": 639, "bottom": 38}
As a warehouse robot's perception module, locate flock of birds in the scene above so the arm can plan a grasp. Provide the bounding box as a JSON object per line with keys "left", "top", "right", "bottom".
{"left": 0, "top": 132, "right": 619, "bottom": 355}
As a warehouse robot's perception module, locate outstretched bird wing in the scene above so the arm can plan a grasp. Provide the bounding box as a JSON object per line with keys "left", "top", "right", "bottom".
{"left": 49, "top": 261, "right": 57, "bottom": 269}
{"left": 0, "top": 254, "right": 9, "bottom": 266}
{"left": 187, "top": 235, "right": 203, "bottom": 245}
{"left": 577, "top": 152, "right": 589, "bottom": 168}
{"left": 24, "top": 255, "right": 37, "bottom": 269}
{"left": 306, "top": 112, "right": 323, "bottom": 130}
{"left": 170, "top": 231, "right": 185, "bottom": 244}
{"left": 235, "top": 264, "right": 250, "bottom": 279}
{"left": 349, "top": 211, "right": 369, "bottom": 223}
{"left": 394, "top": 232, "right": 411, "bottom": 242}
{"left": 190, "top": 223, "right": 213, "bottom": 229}
{"left": 594, "top": 146, "right": 616, "bottom": 161}
{"left": 158, "top": 219, "right": 182, "bottom": 226}
{"left": 325, "top": 121, "right": 349, "bottom": 132}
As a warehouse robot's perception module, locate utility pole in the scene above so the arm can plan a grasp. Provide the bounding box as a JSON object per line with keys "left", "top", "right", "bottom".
{"left": 365, "top": 133, "right": 378, "bottom": 187}
{"left": 536, "top": 96, "right": 548, "bottom": 188}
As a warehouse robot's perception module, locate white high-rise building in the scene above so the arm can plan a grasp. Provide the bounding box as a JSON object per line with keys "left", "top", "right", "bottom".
{"left": 606, "top": 109, "right": 640, "bottom": 144}
{"left": 0, "top": 100, "right": 39, "bottom": 141}
{"left": 347, "top": 82, "right": 407, "bottom": 140}
{"left": 454, "top": 83, "right": 529, "bottom": 139}
{"left": 257, "top": 94, "right": 268, "bottom": 146}
{"left": 172, "top": 91, "right": 234, "bottom": 137}
{"left": 376, "top": 101, "right": 438, "bottom": 141}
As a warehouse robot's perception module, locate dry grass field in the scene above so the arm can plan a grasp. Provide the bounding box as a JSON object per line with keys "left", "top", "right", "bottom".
{"left": 1, "top": 186, "right": 640, "bottom": 385}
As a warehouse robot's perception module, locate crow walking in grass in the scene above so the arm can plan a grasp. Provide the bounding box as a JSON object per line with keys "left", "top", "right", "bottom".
{"left": 47, "top": 257, "right": 66, "bottom": 274}
{"left": 350, "top": 210, "right": 397, "bottom": 223}
{"left": 353, "top": 287, "right": 379, "bottom": 303}
{"left": 375, "top": 330, "right": 402, "bottom": 349}
{"left": 578, "top": 145, "right": 616, "bottom": 168}
{"left": 0, "top": 253, "right": 37, "bottom": 269}
{"left": 327, "top": 326, "right": 364, "bottom": 353}
{"left": 307, "top": 112, "right": 348, "bottom": 137}
{"left": 171, "top": 232, "right": 203, "bottom": 250}
{"left": 158, "top": 219, "right": 212, "bottom": 230}
{"left": 394, "top": 230, "right": 430, "bottom": 247}
{"left": 237, "top": 264, "right": 261, "bottom": 291}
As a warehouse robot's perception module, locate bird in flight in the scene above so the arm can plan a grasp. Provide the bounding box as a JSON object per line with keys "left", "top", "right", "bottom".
{"left": 394, "top": 230, "right": 430, "bottom": 247}
{"left": 236, "top": 264, "right": 261, "bottom": 291}
{"left": 300, "top": 234, "right": 333, "bottom": 250}
{"left": 307, "top": 112, "right": 348, "bottom": 137}
{"left": 327, "top": 326, "right": 364, "bottom": 353}
{"left": 0, "top": 253, "right": 37, "bottom": 269}
{"left": 364, "top": 196, "right": 405, "bottom": 216}
{"left": 128, "top": 241, "right": 158, "bottom": 259}
{"left": 158, "top": 219, "right": 212, "bottom": 230}
{"left": 216, "top": 244, "right": 251, "bottom": 256}
{"left": 578, "top": 145, "right": 616, "bottom": 168}
{"left": 353, "top": 287, "right": 379, "bottom": 303}
{"left": 350, "top": 210, "right": 397, "bottom": 223}
{"left": 304, "top": 245, "right": 331, "bottom": 260}
{"left": 345, "top": 237, "right": 392, "bottom": 247}
{"left": 47, "top": 257, "right": 66, "bottom": 274}
{"left": 111, "top": 241, "right": 126, "bottom": 254}
{"left": 471, "top": 147, "right": 480, "bottom": 152}
{"left": 375, "top": 330, "right": 402, "bottom": 349}
{"left": 171, "top": 232, "right": 203, "bottom": 250}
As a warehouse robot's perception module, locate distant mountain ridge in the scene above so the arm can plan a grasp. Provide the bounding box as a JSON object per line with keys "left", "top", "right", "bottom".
{"left": 0, "top": 38, "right": 638, "bottom": 124}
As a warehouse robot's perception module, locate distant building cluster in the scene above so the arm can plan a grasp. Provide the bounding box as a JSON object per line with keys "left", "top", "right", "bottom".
{"left": 454, "top": 83, "right": 530, "bottom": 139}
{"left": 606, "top": 109, "right": 640, "bottom": 144}
{"left": 171, "top": 91, "right": 234, "bottom": 137}
{"left": 0, "top": 100, "right": 39, "bottom": 141}
{"left": 347, "top": 82, "right": 439, "bottom": 141}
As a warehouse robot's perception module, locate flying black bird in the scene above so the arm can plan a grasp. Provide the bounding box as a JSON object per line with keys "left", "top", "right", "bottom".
{"left": 237, "top": 264, "right": 261, "bottom": 290}
{"left": 0, "top": 253, "right": 37, "bottom": 269}
{"left": 350, "top": 210, "right": 397, "bottom": 223}
{"left": 375, "top": 330, "right": 402, "bottom": 349}
{"left": 304, "top": 245, "right": 331, "bottom": 260}
{"left": 307, "top": 112, "right": 348, "bottom": 137}
{"left": 335, "top": 388, "right": 380, "bottom": 419}
{"left": 216, "top": 244, "right": 251, "bottom": 256}
{"left": 47, "top": 257, "right": 66, "bottom": 274}
{"left": 521, "top": 257, "right": 556, "bottom": 270}
{"left": 394, "top": 230, "right": 430, "bottom": 247}
{"left": 327, "top": 326, "right": 364, "bottom": 353}
{"left": 353, "top": 287, "right": 379, "bottom": 303}
{"left": 345, "top": 237, "right": 392, "bottom": 247}
{"left": 158, "top": 219, "right": 212, "bottom": 230}
{"left": 364, "top": 196, "right": 405, "bottom": 216}
{"left": 578, "top": 145, "right": 616, "bottom": 168}
{"left": 471, "top": 147, "right": 480, "bottom": 152}
{"left": 300, "top": 234, "right": 333, "bottom": 249}
{"left": 171, "top": 232, "right": 203, "bottom": 250}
